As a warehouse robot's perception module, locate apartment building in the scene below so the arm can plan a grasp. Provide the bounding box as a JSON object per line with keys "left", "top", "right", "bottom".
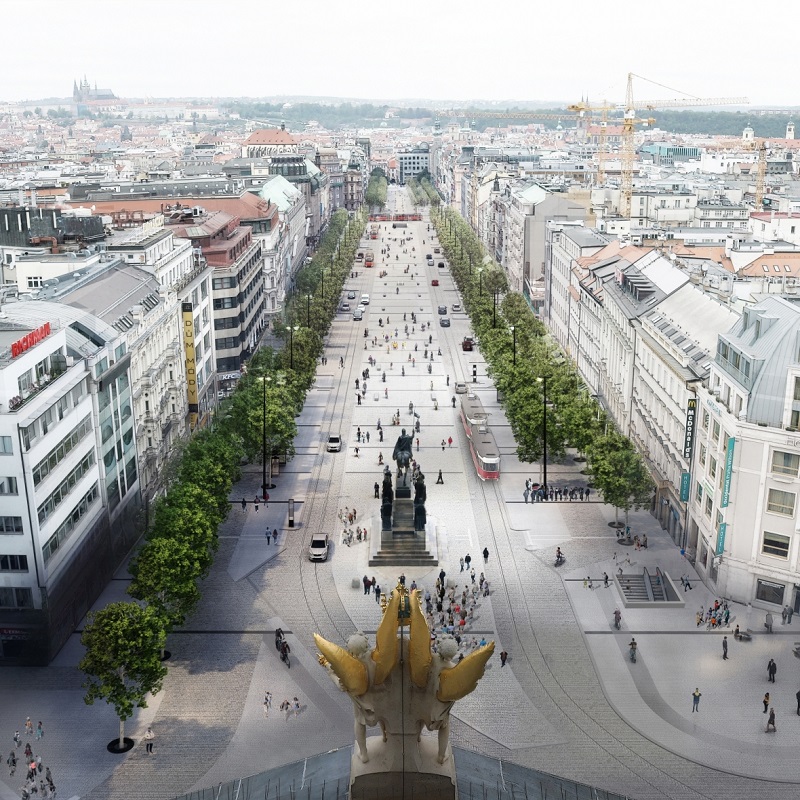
{"left": 397, "top": 143, "right": 430, "bottom": 184}
{"left": 0, "top": 302, "right": 139, "bottom": 663}
{"left": 168, "top": 211, "right": 265, "bottom": 394}
{"left": 688, "top": 297, "right": 800, "bottom": 611}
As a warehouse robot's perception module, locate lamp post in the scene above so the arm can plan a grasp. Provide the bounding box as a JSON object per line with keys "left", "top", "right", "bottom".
{"left": 492, "top": 290, "right": 497, "bottom": 327}
{"left": 537, "top": 376, "right": 548, "bottom": 492}
{"left": 477, "top": 267, "right": 484, "bottom": 297}
{"left": 286, "top": 325, "right": 299, "bottom": 369}
{"left": 306, "top": 294, "right": 312, "bottom": 328}
{"left": 510, "top": 326, "right": 516, "bottom": 366}
{"left": 260, "top": 375, "right": 272, "bottom": 499}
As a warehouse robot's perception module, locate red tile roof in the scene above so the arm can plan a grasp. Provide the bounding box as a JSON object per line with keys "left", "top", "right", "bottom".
{"left": 243, "top": 128, "right": 298, "bottom": 146}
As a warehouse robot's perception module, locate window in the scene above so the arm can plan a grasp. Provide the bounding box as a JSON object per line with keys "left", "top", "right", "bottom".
{"left": 709, "top": 456, "right": 717, "bottom": 480}
{"left": 767, "top": 488, "right": 795, "bottom": 517}
{"left": 26, "top": 276, "right": 43, "bottom": 289}
{"left": 32, "top": 416, "right": 92, "bottom": 487}
{"left": 712, "top": 420, "right": 720, "bottom": 444}
{"left": 702, "top": 410, "right": 709, "bottom": 431}
{"left": 794, "top": 377, "right": 800, "bottom": 402}
{"left": 0, "top": 477, "right": 18, "bottom": 495}
{"left": 771, "top": 450, "right": 800, "bottom": 477}
{"left": 0, "top": 437, "right": 12, "bottom": 455}
{"left": 699, "top": 444, "right": 707, "bottom": 466}
{"left": 0, "top": 554, "right": 28, "bottom": 572}
{"left": 37, "top": 451, "right": 96, "bottom": 524}
{"left": 0, "top": 517, "right": 23, "bottom": 534}
{"left": 704, "top": 496, "right": 713, "bottom": 518}
{"left": 762, "top": 531, "right": 790, "bottom": 559}
{"left": 0, "top": 587, "right": 33, "bottom": 609}
{"left": 755, "top": 579, "right": 785, "bottom": 606}
{"left": 41, "top": 482, "right": 99, "bottom": 564}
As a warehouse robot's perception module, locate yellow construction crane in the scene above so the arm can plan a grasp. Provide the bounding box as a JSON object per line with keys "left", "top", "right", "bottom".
{"left": 569, "top": 73, "right": 748, "bottom": 216}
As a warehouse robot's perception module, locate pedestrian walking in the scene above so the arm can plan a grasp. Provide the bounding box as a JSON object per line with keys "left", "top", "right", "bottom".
{"left": 782, "top": 606, "right": 788, "bottom": 625}
{"left": 354, "top": 446, "right": 360, "bottom": 458}
{"left": 280, "top": 699, "right": 291, "bottom": 719}
{"left": 241, "top": 497, "right": 247, "bottom": 510}
{"left": 789, "top": 606, "right": 795, "bottom": 623}
{"left": 12, "top": 732, "right": 20, "bottom": 749}
{"left": 292, "top": 697, "right": 301, "bottom": 717}
{"left": 363, "top": 575, "right": 371, "bottom": 595}
{"left": 766, "top": 612, "right": 774, "bottom": 632}
{"left": 603, "top": 572, "right": 609, "bottom": 588}
{"left": 266, "top": 530, "right": 271, "bottom": 544}
{"left": 374, "top": 481, "right": 380, "bottom": 498}
{"left": 254, "top": 497, "right": 259, "bottom": 513}
{"left": 144, "top": 726, "right": 155, "bottom": 754}
{"left": 436, "top": 469, "right": 444, "bottom": 484}
{"left": 523, "top": 488, "right": 529, "bottom": 503}
{"left": 470, "top": 568, "right": 476, "bottom": 584}
{"left": 763, "top": 692, "right": 770, "bottom": 713}
{"left": 722, "top": 636, "right": 728, "bottom": 660}
{"left": 482, "top": 547, "right": 489, "bottom": 563}
{"left": 375, "top": 585, "right": 381, "bottom": 603}
{"left": 500, "top": 650, "right": 508, "bottom": 667}
{"left": 273, "top": 528, "right": 279, "bottom": 544}
{"left": 448, "top": 436, "right": 453, "bottom": 447}
{"left": 7, "top": 751, "right": 16, "bottom": 776}
{"left": 366, "top": 431, "right": 370, "bottom": 443}
{"left": 692, "top": 688, "right": 701, "bottom": 712}
{"left": 339, "top": 356, "right": 344, "bottom": 368}
{"left": 441, "top": 439, "right": 446, "bottom": 451}
{"left": 24, "top": 719, "right": 32, "bottom": 738}
{"left": 796, "top": 689, "right": 800, "bottom": 716}
{"left": 768, "top": 658, "right": 777, "bottom": 683}
{"left": 34, "top": 723, "right": 42, "bottom": 742}
{"left": 459, "top": 558, "right": 465, "bottom": 572}
{"left": 465, "top": 554, "right": 472, "bottom": 569}
{"left": 766, "top": 707, "right": 777, "bottom": 732}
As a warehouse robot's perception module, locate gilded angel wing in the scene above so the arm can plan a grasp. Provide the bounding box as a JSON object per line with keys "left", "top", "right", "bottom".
{"left": 313, "top": 633, "right": 369, "bottom": 696}
{"left": 408, "top": 589, "right": 432, "bottom": 689}
{"left": 372, "top": 588, "right": 400, "bottom": 685}
{"left": 437, "top": 642, "right": 495, "bottom": 702}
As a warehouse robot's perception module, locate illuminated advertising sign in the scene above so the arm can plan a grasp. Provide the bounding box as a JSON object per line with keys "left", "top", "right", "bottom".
{"left": 683, "top": 399, "right": 697, "bottom": 460}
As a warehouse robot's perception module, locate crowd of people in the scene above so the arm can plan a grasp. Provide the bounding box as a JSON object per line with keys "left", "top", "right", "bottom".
{"left": 523, "top": 479, "right": 591, "bottom": 503}
{"left": 8, "top": 717, "right": 56, "bottom": 799}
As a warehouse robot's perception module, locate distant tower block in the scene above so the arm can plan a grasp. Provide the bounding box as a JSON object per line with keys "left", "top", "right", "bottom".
{"left": 742, "top": 125, "right": 755, "bottom": 143}
{"left": 787, "top": 121, "right": 795, "bottom": 140}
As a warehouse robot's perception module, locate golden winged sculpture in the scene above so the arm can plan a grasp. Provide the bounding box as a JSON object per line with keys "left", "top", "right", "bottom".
{"left": 315, "top": 580, "right": 494, "bottom": 764}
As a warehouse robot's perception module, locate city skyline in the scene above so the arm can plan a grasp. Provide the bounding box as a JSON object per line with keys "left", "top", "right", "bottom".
{"left": 3, "top": 0, "right": 797, "bottom": 107}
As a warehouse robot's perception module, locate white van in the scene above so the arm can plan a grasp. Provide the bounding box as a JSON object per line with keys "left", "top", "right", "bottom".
{"left": 360, "top": 294, "right": 370, "bottom": 306}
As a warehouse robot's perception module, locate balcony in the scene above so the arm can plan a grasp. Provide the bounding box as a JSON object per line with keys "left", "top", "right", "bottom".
{"left": 7, "top": 369, "right": 67, "bottom": 412}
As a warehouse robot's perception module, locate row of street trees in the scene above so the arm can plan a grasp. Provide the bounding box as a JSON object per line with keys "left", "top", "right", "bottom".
{"left": 365, "top": 169, "right": 388, "bottom": 210}
{"left": 79, "top": 207, "right": 368, "bottom": 751}
{"left": 430, "top": 205, "right": 653, "bottom": 524}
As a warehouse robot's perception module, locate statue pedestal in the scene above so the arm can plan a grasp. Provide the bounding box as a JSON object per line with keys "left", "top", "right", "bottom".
{"left": 350, "top": 735, "right": 456, "bottom": 800}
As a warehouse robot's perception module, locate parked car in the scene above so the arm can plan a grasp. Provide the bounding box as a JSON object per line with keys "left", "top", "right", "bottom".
{"left": 360, "top": 294, "right": 370, "bottom": 305}
{"left": 341, "top": 302, "right": 351, "bottom": 312}
{"left": 452, "top": 303, "right": 462, "bottom": 313}
{"left": 425, "top": 253, "right": 433, "bottom": 260}
{"left": 434, "top": 247, "right": 441, "bottom": 254}
{"left": 347, "top": 290, "right": 357, "bottom": 299}
{"left": 455, "top": 381, "right": 468, "bottom": 394}
{"left": 308, "top": 533, "right": 330, "bottom": 562}
{"left": 439, "top": 317, "right": 450, "bottom": 327}
{"left": 438, "top": 262, "right": 446, "bottom": 269}
{"left": 431, "top": 279, "right": 440, "bottom": 286}
{"left": 326, "top": 434, "right": 342, "bottom": 452}
{"left": 437, "top": 305, "right": 447, "bottom": 315}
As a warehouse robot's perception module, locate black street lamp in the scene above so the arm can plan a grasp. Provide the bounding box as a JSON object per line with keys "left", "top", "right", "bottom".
{"left": 492, "top": 290, "right": 497, "bottom": 327}
{"left": 478, "top": 267, "right": 484, "bottom": 297}
{"left": 510, "top": 325, "right": 516, "bottom": 366}
{"left": 306, "top": 294, "right": 312, "bottom": 328}
{"left": 537, "top": 376, "right": 548, "bottom": 492}
{"left": 260, "top": 375, "right": 272, "bottom": 499}
{"left": 286, "top": 325, "right": 299, "bottom": 369}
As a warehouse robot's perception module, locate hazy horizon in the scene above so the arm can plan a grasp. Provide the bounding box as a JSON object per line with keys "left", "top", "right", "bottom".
{"left": 3, "top": 0, "right": 795, "bottom": 107}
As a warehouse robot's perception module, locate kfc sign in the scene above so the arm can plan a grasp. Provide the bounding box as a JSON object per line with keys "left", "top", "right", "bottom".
{"left": 11, "top": 323, "right": 51, "bottom": 358}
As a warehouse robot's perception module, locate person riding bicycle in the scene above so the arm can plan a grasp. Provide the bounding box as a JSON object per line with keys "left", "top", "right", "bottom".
{"left": 555, "top": 547, "right": 564, "bottom": 564}
{"left": 280, "top": 640, "right": 291, "bottom": 661}
{"left": 629, "top": 638, "right": 637, "bottom": 660}
{"left": 275, "top": 628, "right": 284, "bottom": 650}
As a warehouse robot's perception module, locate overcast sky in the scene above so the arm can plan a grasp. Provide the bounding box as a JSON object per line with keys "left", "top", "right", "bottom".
{"left": 2, "top": 0, "right": 792, "bottom": 107}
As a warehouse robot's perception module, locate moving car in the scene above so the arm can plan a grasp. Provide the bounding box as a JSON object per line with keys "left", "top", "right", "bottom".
{"left": 462, "top": 336, "right": 474, "bottom": 351}
{"left": 327, "top": 434, "right": 342, "bottom": 452}
{"left": 308, "top": 533, "right": 330, "bottom": 562}
{"left": 341, "top": 302, "right": 351, "bottom": 312}
{"left": 431, "top": 279, "right": 440, "bottom": 287}
{"left": 434, "top": 247, "right": 442, "bottom": 254}
{"left": 439, "top": 317, "right": 450, "bottom": 327}
{"left": 438, "top": 262, "right": 446, "bottom": 269}
{"left": 455, "top": 381, "right": 468, "bottom": 394}
{"left": 353, "top": 308, "right": 364, "bottom": 321}
{"left": 426, "top": 258, "right": 434, "bottom": 266}
{"left": 437, "top": 305, "right": 447, "bottom": 315}
{"left": 452, "top": 303, "right": 462, "bottom": 313}
{"left": 347, "top": 290, "right": 357, "bottom": 299}
{"left": 360, "top": 294, "right": 370, "bottom": 305}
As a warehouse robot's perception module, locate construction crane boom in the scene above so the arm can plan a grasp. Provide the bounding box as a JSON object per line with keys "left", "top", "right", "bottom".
{"left": 438, "top": 109, "right": 566, "bottom": 122}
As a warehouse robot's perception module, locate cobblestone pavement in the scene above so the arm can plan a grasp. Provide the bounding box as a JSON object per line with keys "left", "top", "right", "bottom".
{"left": 3, "top": 191, "right": 800, "bottom": 800}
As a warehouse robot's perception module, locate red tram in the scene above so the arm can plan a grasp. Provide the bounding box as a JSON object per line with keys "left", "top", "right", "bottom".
{"left": 459, "top": 394, "right": 500, "bottom": 480}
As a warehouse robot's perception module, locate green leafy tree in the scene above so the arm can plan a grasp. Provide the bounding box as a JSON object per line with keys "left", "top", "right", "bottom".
{"left": 80, "top": 602, "right": 167, "bottom": 750}
{"left": 588, "top": 432, "right": 654, "bottom": 525}
{"left": 128, "top": 538, "right": 203, "bottom": 630}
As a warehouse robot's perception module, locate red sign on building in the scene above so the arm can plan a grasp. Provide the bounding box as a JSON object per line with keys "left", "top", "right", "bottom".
{"left": 11, "top": 322, "right": 51, "bottom": 358}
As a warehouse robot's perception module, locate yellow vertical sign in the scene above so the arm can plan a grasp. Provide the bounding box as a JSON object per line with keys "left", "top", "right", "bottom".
{"left": 182, "top": 302, "right": 198, "bottom": 427}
